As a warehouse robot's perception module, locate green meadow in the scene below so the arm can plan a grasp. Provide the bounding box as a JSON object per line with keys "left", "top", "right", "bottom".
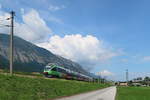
{"left": 116, "top": 86, "right": 150, "bottom": 100}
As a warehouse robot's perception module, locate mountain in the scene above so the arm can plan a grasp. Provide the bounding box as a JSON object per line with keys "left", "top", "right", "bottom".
{"left": 0, "top": 34, "right": 89, "bottom": 74}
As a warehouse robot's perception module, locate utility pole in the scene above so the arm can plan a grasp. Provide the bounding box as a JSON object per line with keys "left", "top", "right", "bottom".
{"left": 126, "top": 69, "right": 128, "bottom": 83}
{"left": 98, "top": 74, "right": 101, "bottom": 84}
{"left": 10, "top": 11, "right": 15, "bottom": 75}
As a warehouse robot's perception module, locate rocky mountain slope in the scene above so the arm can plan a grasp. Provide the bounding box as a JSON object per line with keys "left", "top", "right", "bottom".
{"left": 0, "top": 34, "right": 88, "bottom": 74}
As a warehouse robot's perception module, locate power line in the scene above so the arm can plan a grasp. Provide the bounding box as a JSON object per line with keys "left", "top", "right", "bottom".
{"left": 0, "top": 18, "right": 10, "bottom": 22}
{"left": 0, "top": 26, "right": 8, "bottom": 28}
{"left": 0, "top": 24, "right": 10, "bottom": 27}
{"left": 0, "top": 19, "right": 7, "bottom": 22}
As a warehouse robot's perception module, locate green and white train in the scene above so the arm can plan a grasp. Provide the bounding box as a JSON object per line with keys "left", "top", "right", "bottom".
{"left": 43, "top": 63, "right": 93, "bottom": 81}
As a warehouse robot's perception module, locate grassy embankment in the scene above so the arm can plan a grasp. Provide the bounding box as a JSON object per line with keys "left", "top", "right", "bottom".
{"left": 0, "top": 69, "right": 43, "bottom": 77}
{"left": 0, "top": 73, "right": 110, "bottom": 100}
{"left": 116, "top": 86, "right": 150, "bottom": 100}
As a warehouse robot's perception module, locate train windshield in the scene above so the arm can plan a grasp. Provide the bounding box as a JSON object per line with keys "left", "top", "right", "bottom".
{"left": 44, "top": 66, "right": 52, "bottom": 70}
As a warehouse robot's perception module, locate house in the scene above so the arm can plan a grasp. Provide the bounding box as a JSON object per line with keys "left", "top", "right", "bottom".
{"left": 118, "top": 82, "right": 128, "bottom": 86}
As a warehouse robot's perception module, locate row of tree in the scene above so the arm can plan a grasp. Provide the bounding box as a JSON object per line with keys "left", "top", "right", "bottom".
{"left": 128, "top": 76, "right": 150, "bottom": 86}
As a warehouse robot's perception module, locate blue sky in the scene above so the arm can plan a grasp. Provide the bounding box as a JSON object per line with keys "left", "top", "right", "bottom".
{"left": 1, "top": 0, "right": 150, "bottom": 81}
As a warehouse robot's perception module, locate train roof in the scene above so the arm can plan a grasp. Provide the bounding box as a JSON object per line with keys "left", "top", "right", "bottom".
{"left": 47, "top": 63, "right": 56, "bottom": 66}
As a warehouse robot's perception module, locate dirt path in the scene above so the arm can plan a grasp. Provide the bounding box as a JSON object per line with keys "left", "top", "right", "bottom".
{"left": 55, "top": 86, "right": 116, "bottom": 100}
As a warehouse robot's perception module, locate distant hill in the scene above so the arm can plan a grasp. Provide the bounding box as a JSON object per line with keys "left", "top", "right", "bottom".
{"left": 0, "top": 34, "right": 88, "bottom": 74}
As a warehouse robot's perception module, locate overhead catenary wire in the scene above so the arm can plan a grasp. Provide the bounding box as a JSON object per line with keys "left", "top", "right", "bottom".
{"left": 0, "top": 24, "right": 10, "bottom": 27}
{"left": 0, "top": 25, "right": 8, "bottom": 28}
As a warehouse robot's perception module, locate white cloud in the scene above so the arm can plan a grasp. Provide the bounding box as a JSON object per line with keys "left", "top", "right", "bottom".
{"left": 15, "top": 9, "right": 52, "bottom": 42}
{"left": 97, "top": 70, "right": 114, "bottom": 77}
{"left": 48, "top": 5, "right": 65, "bottom": 11}
{"left": 0, "top": 10, "right": 10, "bottom": 34}
{"left": 142, "top": 56, "right": 150, "bottom": 62}
{"left": 0, "top": 9, "right": 52, "bottom": 43}
{"left": 37, "top": 34, "right": 120, "bottom": 69}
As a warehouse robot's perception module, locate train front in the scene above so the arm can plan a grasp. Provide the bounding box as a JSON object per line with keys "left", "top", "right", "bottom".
{"left": 43, "top": 63, "right": 54, "bottom": 77}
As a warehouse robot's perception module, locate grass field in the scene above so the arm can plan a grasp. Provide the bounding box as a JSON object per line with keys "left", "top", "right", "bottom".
{"left": 0, "top": 73, "right": 109, "bottom": 100}
{"left": 116, "top": 86, "right": 150, "bottom": 100}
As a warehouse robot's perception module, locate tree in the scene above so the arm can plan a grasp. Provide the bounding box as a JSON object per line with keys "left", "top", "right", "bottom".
{"left": 144, "top": 76, "right": 150, "bottom": 85}
{"left": 137, "top": 77, "right": 142, "bottom": 81}
{"left": 144, "top": 76, "right": 150, "bottom": 81}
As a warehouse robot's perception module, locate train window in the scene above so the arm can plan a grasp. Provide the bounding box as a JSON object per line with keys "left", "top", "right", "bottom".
{"left": 45, "top": 67, "right": 51, "bottom": 70}
{"left": 52, "top": 67, "right": 57, "bottom": 71}
{"left": 58, "top": 68, "right": 67, "bottom": 73}
{"left": 44, "top": 66, "right": 51, "bottom": 70}
{"left": 62, "top": 69, "right": 66, "bottom": 74}
{"left": 57, "top": 68, "right": 62, "bottom": 72}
